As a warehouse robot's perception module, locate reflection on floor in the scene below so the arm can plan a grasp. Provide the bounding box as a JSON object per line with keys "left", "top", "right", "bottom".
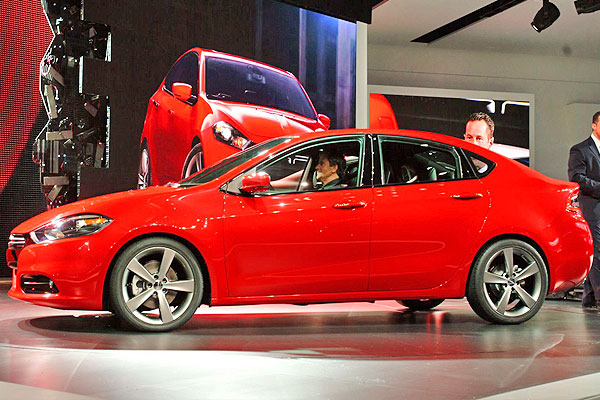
{"left": 1, "top": 281, "right": 600, "bottom": 400}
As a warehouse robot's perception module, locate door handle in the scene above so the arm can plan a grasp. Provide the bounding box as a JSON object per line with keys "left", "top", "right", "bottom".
{"left": 152, "top": 99, "right": 160, "bottom": 107}
{"left": 451, "top": 192, "right": 483, "bottom": 200}
{"left": 333, "top": 201, "right": 367, "bottom": 209}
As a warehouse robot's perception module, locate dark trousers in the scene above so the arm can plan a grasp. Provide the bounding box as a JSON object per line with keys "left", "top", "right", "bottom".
{"left": 583, "top": 220, "right": 600, "bottom": 306}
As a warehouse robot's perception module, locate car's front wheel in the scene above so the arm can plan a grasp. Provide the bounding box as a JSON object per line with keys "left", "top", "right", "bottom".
{"left": 467, "top": 239, "right": 548, "bottom": 324}
{"left": 182, "top": 142, "right": 203, "bottom": 180}
{"left": 397, "top": 299, "right": 444, "bottom": 311}
{"left": 109, "top": 237, "right": 204, "bottom": 332}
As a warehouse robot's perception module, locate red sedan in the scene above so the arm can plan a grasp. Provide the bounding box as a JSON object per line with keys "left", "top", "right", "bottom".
{"left": 7, "top": 129, "right": 592, "bottom": 331}
{"left": 138, "top": 48, "right": 330, "bottom": 188}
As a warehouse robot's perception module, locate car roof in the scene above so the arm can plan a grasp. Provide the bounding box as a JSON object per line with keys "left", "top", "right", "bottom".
{"left": 281, "top": 128, "right": 500, "bottom": 158}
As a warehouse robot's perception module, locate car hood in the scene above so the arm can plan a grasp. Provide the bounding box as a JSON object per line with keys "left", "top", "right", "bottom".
{"left": 210, "top": 101, "right": 323, "bottom": 139}
{"left": 12, "top": 186, "right": 182, "bottom": 233}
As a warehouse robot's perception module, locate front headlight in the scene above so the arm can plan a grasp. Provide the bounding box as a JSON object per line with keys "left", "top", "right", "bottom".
{"left": 30, "top": 214, "right": 112, "bottom": 243}
{"left": 213, "top": 121, "right": 253, "bottom": 150}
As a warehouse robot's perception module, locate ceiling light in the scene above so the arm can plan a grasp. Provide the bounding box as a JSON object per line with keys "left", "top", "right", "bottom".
{"left": 531, "top": 0, "right": 560, "bottom": 32}
{"left": 574, "top": 0, "right": 600, "bottom": 14}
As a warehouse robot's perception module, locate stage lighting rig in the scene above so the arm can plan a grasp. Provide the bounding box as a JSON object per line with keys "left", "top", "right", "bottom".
{"left": 531, "top": 0, "right": 560, "bottom": 32}
{"left": 36, "top": 0, "right": 111, "bottom": 207}
{"left": 574, "top": 0, "right": 600, "bottom": 14}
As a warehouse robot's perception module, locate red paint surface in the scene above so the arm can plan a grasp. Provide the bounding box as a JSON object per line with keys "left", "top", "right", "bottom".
{"left": 369, "top": 93, "right": 398, "bottom": 129}
{"left": 7, "top": 129, "right": 593, "bottom": 311}
{"left": 0, "top": 1, "right": 53, "bottom": 194}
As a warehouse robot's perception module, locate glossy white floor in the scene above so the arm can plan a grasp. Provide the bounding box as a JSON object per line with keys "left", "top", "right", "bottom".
{"left": 1, "top": 280, "right": 600, "bottom": 400}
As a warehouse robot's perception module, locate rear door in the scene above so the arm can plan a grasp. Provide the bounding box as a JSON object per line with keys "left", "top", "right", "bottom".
{"left": 369, "top": 136, "right": 490, "bottom": 290}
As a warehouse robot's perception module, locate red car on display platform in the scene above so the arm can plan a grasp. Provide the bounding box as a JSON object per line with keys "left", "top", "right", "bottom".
{"left": 138, "top": 48, "right": 330, "bottom": 188}
{"left": 7, "top": 129, "right": 593, "bottom": 332}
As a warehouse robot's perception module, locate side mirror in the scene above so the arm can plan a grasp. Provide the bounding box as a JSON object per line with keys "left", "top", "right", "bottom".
{"left": 241, "top": 172, "right": 270, "bottom": 194}
{"left": 318, "top": 114, "right": 331, "bottom": 130}
{"left": 172, "top": 82, "right": 192, "bottom": 101}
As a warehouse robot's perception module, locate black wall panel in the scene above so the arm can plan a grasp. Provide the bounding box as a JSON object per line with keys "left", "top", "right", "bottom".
{"left": 78, "top": 0, "right": 258, "bottom": 199}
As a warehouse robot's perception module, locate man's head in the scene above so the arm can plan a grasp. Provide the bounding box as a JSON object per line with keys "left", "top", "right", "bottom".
{"left": 592, "top": 111, "right": 600, "bottom": 139}
{"left": 316, "top": 151, "right": 345, "bottom": 185}
{"left": 465, "top": 112, "right": 495, "bottom": 149}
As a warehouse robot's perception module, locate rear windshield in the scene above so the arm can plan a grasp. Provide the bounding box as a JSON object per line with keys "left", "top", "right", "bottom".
{"left": 205, "top": 57, "right": 317, "bottom": 120}
{"left": 180, "top": 137, "right": 292, "bottom": 186}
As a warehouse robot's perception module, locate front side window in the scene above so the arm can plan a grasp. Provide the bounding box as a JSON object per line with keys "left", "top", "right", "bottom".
{"left": 379, "top": 138, "right": 462, "bottom": 185}
{"left": 164, "top": 52, "right": 199, "bottom": 103}
{"left": 228, "top": 137, "right": 364, "bottom": 195}
{"left": 205, "top": 57, "right": 317, "bottom": 120}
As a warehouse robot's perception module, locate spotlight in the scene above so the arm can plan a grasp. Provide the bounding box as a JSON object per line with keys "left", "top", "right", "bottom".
{"left": 531, "top": 0, "right": 560, "bottom": 32}
{"left": 574, "top": 0, "right": 600, "bottom": 14}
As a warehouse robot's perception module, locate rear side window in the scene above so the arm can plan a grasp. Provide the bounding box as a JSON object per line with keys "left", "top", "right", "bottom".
{"left": 379, "top": 138, "right": 462, "bottom": 185}
{"left": 164, "top": 52, "right": 199, "bottom": 102}
{"left": 462, "top": 150, "right": 496, "bottom": 178}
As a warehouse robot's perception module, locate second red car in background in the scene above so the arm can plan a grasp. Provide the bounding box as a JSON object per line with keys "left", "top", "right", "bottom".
{"left": 138, "top": 48, "right": 330, "bottom": 188}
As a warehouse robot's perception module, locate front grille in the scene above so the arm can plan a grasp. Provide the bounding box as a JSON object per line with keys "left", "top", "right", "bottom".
{"left": 7, "top": 233, "right": 27, "bottom": 269}
{"left": 8, "top": 234, "right": 27, "bottom": 250}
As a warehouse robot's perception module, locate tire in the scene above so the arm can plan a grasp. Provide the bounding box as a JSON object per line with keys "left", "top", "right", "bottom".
{"left": 137, "top": 144, "right": 152, "bottom": 189}
{"left": 397, "top": 299, "right": 444, "bottom": 311}
{"left": 467, "top": 239, "right": 548, "bottom": 324}
{"left": 109, "top": 237, "right": 204, "bottom": 332}
{"left": 181, "top": 142, "right": 203, "bottom": 180}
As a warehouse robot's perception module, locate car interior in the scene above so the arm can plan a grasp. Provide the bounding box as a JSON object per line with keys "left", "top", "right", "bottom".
{"left": 230, "top": 138, "right": 468, "bottom": 195}
{"left": 380, "top": 140, "right": 459, "bottom": 185}
{"left": 259, "top": 140, "right": 362, "bottom": 193}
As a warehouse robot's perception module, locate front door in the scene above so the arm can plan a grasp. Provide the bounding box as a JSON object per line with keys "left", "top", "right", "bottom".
{"left": 223, "top": 136, "right": 373, "bottom": 297}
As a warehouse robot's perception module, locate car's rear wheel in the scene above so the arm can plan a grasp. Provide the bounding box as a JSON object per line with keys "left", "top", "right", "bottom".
{"left": 109, "top": 237, "right": 203, "bottom": 332}
{"left": 397, "top": 299, "right": 444, "bottom": 311}
{"left": 137, "top": 144, "right": 152, "bottom": 189}
{"left": 182, "top": 142, "right": 203, "bottom": 179}
{"left": 467, "top": 239, "right": 548, "bottom": 324}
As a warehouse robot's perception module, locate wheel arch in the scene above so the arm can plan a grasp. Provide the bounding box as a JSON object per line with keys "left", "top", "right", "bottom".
{"left": 191, "top": 135, "right": 201, "bottom": 148}
{"left": 465, "top": 233, "right": 550, "bottom": 298}
{"left": 102, "top": 232, "right": 212, "bottom": 311}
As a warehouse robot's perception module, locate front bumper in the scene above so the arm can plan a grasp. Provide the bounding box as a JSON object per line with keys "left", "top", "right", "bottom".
{"left": 7, "top": 235, "right": 112, "bottom": 310}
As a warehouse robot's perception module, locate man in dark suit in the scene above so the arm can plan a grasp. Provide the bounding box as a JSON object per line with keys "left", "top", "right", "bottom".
{"left": 568, "top": 111, "right": 600, "bottom": 309}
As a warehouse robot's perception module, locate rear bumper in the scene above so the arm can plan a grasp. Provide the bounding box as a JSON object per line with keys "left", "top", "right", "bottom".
{"left": 546, "top": 215, "right": 593, "bottom": 293}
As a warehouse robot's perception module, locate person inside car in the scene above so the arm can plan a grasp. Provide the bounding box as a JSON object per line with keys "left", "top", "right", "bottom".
{"left": 316, "top": 150, "right": 345, "bottom": 190}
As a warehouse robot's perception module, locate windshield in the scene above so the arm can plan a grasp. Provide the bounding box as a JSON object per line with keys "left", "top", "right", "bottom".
{"left": 180, "top": 137, "right": 292, "bottom": 186}
{"left": 205, "top": 57, "right": 317, "bottom": 120}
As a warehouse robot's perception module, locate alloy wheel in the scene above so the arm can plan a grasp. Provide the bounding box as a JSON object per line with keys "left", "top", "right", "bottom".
{"left": 467, "top": 239, "right": 548, "bottom": 324}
{"left": 482, "top": 246, "right": 543, "bottom": 317}
{"left": 110, "top": 238, "right": 203, "bottom": 331}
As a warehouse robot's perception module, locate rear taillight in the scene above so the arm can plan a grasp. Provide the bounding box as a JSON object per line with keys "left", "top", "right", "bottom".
{"left": 567, "top": 191, "right": 581, "bottom": 213}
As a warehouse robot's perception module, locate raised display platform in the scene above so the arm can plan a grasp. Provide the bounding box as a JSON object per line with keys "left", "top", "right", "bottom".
{"left": 1, "top": 280, "right": 599, "bottom": 399}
